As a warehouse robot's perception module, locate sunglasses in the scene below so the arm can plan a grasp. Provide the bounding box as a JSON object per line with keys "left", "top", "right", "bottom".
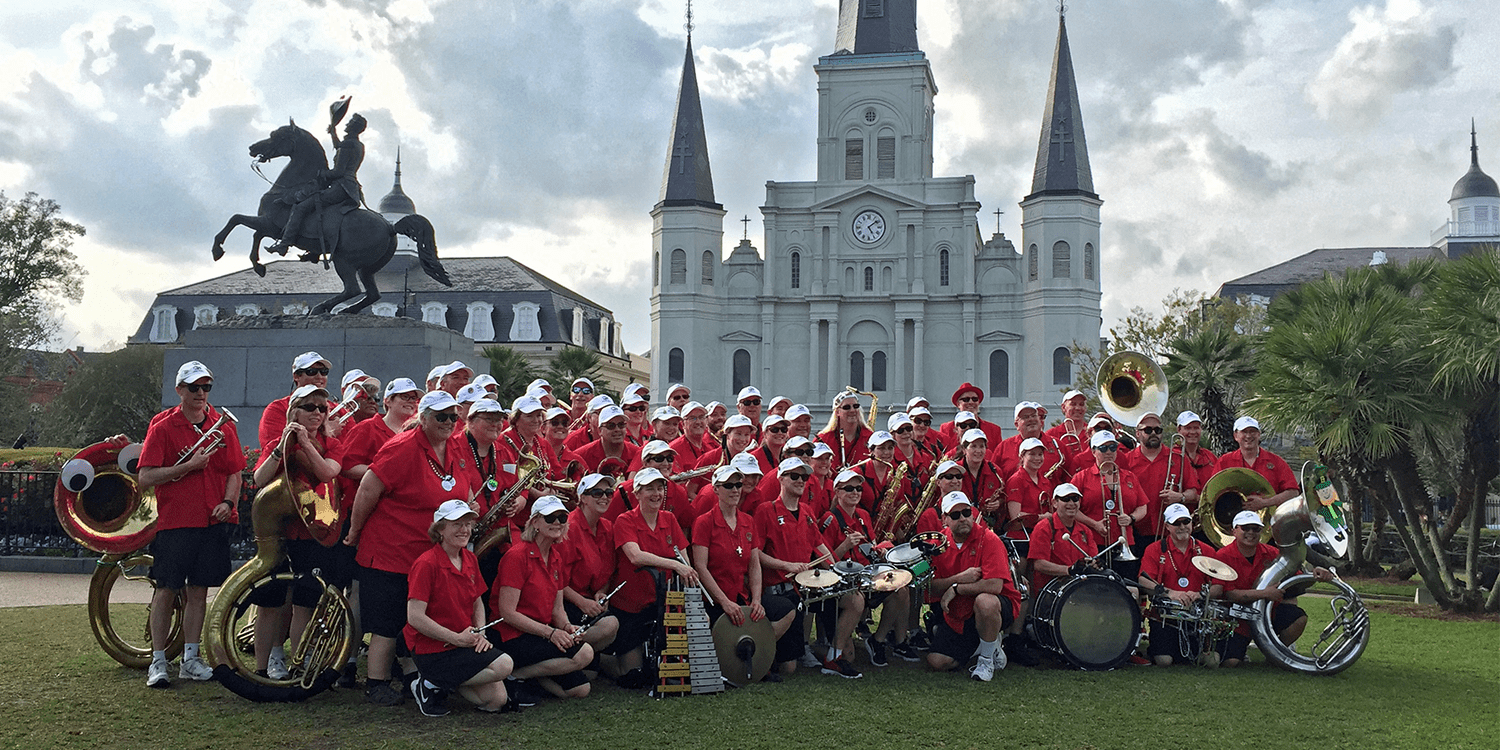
{"left": 184, "top": 383, "right": 213, "bottom": 393}
{"left": 938, "top": 473, "right": 963, "bottom": 482}
{"left": 958, "top": 396, "right": 980, "bottom": 403}
{"left": 1055, "top": 495, "right": 1081, "bottom": 503}
{"left": 894, "top": 426, "right": 913, "bottom": 434}
{"left": 582, "top": 489, "right": 610, "bottom": 498}
{"left": 624, "top": 404, "right": 648, "bottom": 412}
{"left": 767, "top": 425, "right": 789, "bottom": 434}
{"left": 394, "top": 392, "right": 420, "bottom": 401}
{"left": 431, "top": 412, "right": 459, "bottom": 423}
{"left": 602, "top": 423, "right": 626, "bottom": 430}
{"left": 912, "top": 418, "right": 931, "bottom": 426}
{"left": 297, "top": 367, "right": 330, "bottom": 376}
{"left": 839, "top": 403, "right": 859, "bottom": 411}
{"left": 783, "top": 473, "right": 809, "bottom": 482}
{"left": 946, "top": 508, "right": 973, "bottom": 520}
{"left": 836, "top": 484, "right": 861, "bottom": 493}
{"left": 717, "top": 481, "right": 744, "bottom": 490}
{"left": 788, "top": 449, "right": 812, "bottom": 457}
{"left": 646, "top": 454, "right": 673, "bottom": 463}
{"left": 549, "top": 418, "right": 570, "bottom": 426}
{"left": 1095, "top": 444, "right": 1118, "bottom": 453}
{"left": 741, "top": 399, "right": 761, "bottom": 406}
{"left": 1139, "top": 426, "right": 1164, "bottom": 435}
{"left": 541, "top": 512, "right": 569, "bottom": 524}
{"left": 1170, "top": 519, "right": 1193, "bottom": 527}
{"left": 572, "top": 386, "right": 592, "bottom": 394}
{"left": 296, "top": 403, "right": 328, "bottom": 413}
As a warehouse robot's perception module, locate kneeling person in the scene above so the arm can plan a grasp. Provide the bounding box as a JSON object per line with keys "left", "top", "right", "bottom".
{"left": 1210, "top": 510, "right": 1334, "bottom": 668}
{"left": 925, "top": 492, "right": 1022, "bottom": 682}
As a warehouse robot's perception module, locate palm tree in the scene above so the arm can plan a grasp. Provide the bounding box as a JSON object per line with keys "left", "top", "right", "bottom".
{"left": 544, "top": 346, "right": 607, "bottom": 397}
{"left": 480, "top": 345, "right": 536, "bottom": 404}
{"left": 1162, "top": 326, "right": 1254, "bottom": 454}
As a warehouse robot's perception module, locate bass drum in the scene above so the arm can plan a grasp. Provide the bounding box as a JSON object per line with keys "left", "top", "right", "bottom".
{"left": 1028, "top": 574, "right": 1141, "bottom": 671}
{"left": 89, "top": 551, "right": 184, "bottom": 668}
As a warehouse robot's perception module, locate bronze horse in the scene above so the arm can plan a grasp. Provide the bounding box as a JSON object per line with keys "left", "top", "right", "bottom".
{"left": 210, "top": 120, "right": 451, "bottom": 314}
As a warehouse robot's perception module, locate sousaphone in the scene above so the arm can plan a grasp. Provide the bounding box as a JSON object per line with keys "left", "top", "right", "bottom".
{"left": 1198, "top": 468, "right": 1275, "bottom": 547}
{"left": 1096, "top": 351, "right": 1169, "bottom": 429}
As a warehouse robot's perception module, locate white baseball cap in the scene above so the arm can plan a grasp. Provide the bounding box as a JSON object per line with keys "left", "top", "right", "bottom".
{"left": 426, "top": 365, "right": 445, "bottom": 383}
{"left": 621, "top": 392, "right": 648, "bottom": 407}
{"left": 527, "top": 378, "right": 552, "bottom": 393}
{"left": 811, "top": 443, "right": 834, "bottom": 458}
{"left": 680, "top": 401, "right": 708, "bottom": 417}
{"left": 526, "top": 386, "right": 550, "bottom": 402}
{"left": 960, "top": 428, "right": 987, "bottom": 446}
{"left": 340, "top": 369, "right": 368, "bottom": 391}
{"left": 175, "top": 360, "right": 213, "bottom": 385}
{"left": 785, "top": 435, "right": 814, "bottom": 451}
{"left": 530, "top": 496, "right": 569, "bottom": 518}
{"left": 571, "top": 376, "right": 595, "bottom": 390}
{"left": 1090, "top": 431, "right": 1118, "bottom": 448}
{"left": 867, "top": 430, "right": 894, "bottom": 448}
{"left": 712, "top": 465, "right": 745, "bottom": 485}
{"left": 954, "top": 411, "right": 977, "bottom": 425}
{"left": 633, "top": 467, "right": 668, "bottom": 486}
{"left": 778, "top": 457, "right": 810, "bottom": 476}
{"left": 472, "top": 373, "right": 498, "bottom": 390}
{"left": 933, "top": 459, "right": 962, "bottom": 476}
{"left": 292, "top": 352, "right": 331, "bottom": 372}
{"left": 385, "top": 377, "right": 420, "bottom": 398}
{"left": 730, "top": 452, "right": 764, "bottom": 476}
{"left": 834, "top": 468, "right": 862, "bottom": 486}
{"left": 433, "top": 499, "right": 478, "bottom": 523}
{"left": 438, "top": 360, "right": 473, "bottom": 378}
{"left": 418, "top": 391, "right": 460, "bottom": 412}
{"left": 767, "top": 395, "right": 792, "bottom": 410}
{"left": 886, "top": 413, "right": 913, "bottom": 432}
{"left": 651, "top": 406, "right": 681, "bottom": 423}
{"left": 624, "top": 383, "right": 648, "bottom": 399}
{"left": 705, "top": 400, "right": 727, "bottom": 413}
{"left": 544, "top": 406, "right": 569, "bottom": 421}
{"left": 1053, "top": 483, "right": 1082, "bottom": 500}
{"left": 762, "top": 414, "right": 787, "bottom": 429}
{"left": 666, "top": 383, "right": 690, "bottom": 399}
{"left": 906, "top": 396, "right": 930, "bottom": 410}
{"left": 833, "top": 391, "right": 860, "bottom": 406}
{"left": 785, "top": 404, "right": 812, "bottom": 420}
{"left": 1234, "top": 416, "right": 1261, "bottom": 431}
{"left": 1176, "top": 411, "right": 1203, "bottom": 427}
{"left": 469, "top": 399, "right": 504, "bottom": 418}
{"left": 587, "top": 394, "right": 615, "bottom": 412}
{"left": 1014, "top": 401, "right": 1041, "bottom": 420}
{"left": 737, "top": 386, "right": 762, "bottom": 402}
{"left": 1136, "top": 412, "right": 1161, "bottom": 425}
{"left": 940, "top": 491, "right": 973, "bottom": 514}
{"left": 1061, "top": 389, "right": 1085, "bottom": 403}
{"left": 641, "top": 439, "right": 675, "bottom": 459}
{"left": 1233, "top": 510, "right": 1265, "bottom": 528}
{"left": 512, "top": 395, "right": 545, "bottom": 414}
{"left": 598, "top": 405, "right": 626, "bottom": 423}
{"left": 1164, "top": 503, "right": 1192, "bottom": 524}
{"left": 578, "top": 473, "right": 615, "bottom": 494}
{"left": 289, "top": 384, "right": 329, "bottom": 402}
{"left": 1019, "top": 437, "right": 1045, "bottom": 455}
{"left": 455, "top": 383, "right": 487, "bottom": 404}
{"left": 723, "top": 414, "right": 755, "bottom": 431}
{"left": 1088, "top": 415, "right": 1112, "bottom": 430}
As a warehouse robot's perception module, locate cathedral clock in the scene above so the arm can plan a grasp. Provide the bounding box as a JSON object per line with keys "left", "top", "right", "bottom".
{"left": 851, "top": 210, "right": 886, "bottom": 244}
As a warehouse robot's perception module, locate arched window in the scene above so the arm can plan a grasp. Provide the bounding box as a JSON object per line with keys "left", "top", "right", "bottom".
{"left": 1028, "top": 244, "right": 1038, "bottom": 281}
{"left": 790, "top": 252, "right": 801, "bottom": 289}
{"left": 465, "top": 301, "right": 496, "bottom": 341}
{"left": 149, "top": 305, "right": 179, "bottom": 343}
{"left": 876, "top": 132, "right": 896, "bottom": 179}
{"left": 701, "top": 250, "right": 714, "bottom": 285}
{"left": 192, "top": 304, "right": 218, "bottom": 330}
{"left": 421, "top": 301, "right": 447, "bottom": 327}
{"left": 1084, "top": 242, "right": 1095, "bottom": 281}
{"left": 939, "top": 248, "right": 950, "bottom": 286}
{"left": 989, "top": 350, "right": 1010, "bottom": 398}
{"left": 1052, "top": 240, "right": 1071, "bottom": 279}
{"left": 235, "top": 303, "right": 261, "bottom": 316}
{"left": 871, "top": 351, "right": 887, "bottom": 391}
{"left": 845, "top": 135, "right": 864, "bottom": 180}
{"left": 668, "top": 347, "right": 685, "bottom": 383}
{"left": 371, "top": 302, "right": 397, "bottom": 317}
{"left": 849, "top": 351, "right": 865, "bottom": 390}
{"left": 510, "top": 302, "right": 541, "bottom": 341}
{"left": 283, "top": 302, "right": 309, "bottom": 316}
{"left": 1052, "top": 347, "right": 1072, "bottom": 385}
{"left": 670, "top": 248, "right": 687, "bottom": 284}
{"left": 732, "top": 349, "right": 751, "bottom": 393}
{"left": 863, "top": 266, "right": 874, "bottom": 291}
{"left": 653, "top": 251, "right": 660, "bottom": 287}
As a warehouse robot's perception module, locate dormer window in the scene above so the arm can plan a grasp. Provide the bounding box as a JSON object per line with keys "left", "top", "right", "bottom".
{"left": 192, "top": 304, "right": 218, "bottom": 329}
{"left": 510, "top": 302, "right": 541, "bottom": 342}
{"left": 371, "top": 302, "right": 398, "bottom": 318}
{"left": 149, "top": 305, "right": 178, "bottom": 343}
{"left": 283, "top": 302, "right": 308, "bottom": 316}
{"left": 422, "top": 302, "right": 448, "bottom": 327}
{"left": 234, "top": 303, "right": 260, "bottom": 316}
{"left": 571, "top": 308, "right": 585, "bottom": 346}
{"left": 465, "top": 302, "right": 495, "bottom": 341}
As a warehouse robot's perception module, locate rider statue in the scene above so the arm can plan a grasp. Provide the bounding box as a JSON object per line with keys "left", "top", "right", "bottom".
{"left": 267, "top": 112, "right": 367, "bottom": 262}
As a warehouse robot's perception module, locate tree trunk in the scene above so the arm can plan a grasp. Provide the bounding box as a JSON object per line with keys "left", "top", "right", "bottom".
{"left": 1332, "top": 460, "right": 1384, "bottom": 576}
{"left": 1201, "top": 386, "right": 1235, "bottom": 455}
{"left": 1383, "top": 451, "right": 1457, "bottom": 608}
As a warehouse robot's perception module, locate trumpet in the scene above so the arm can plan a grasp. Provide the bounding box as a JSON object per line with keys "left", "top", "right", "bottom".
{"left": 176, "top": 409, "right": 237, "bottom": 465}
{"left": 326, "top": 384, "right": 366, "bottom": 426}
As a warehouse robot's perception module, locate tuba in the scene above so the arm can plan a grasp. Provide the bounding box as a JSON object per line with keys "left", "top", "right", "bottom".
{"left": 1198, "top": 467, "right": 1275, "bottom": 548}
{"left": 56, "top": 439, "right": 183, "bottom": 668}
{"left": 1096, "top": 351, "right": 1169, "bottom": 430}
{"left": 1250, "top": 493, "right": 1369, "bottom": 675}
{"left": 203, "top": 431, "right": 353, "bottom": 702}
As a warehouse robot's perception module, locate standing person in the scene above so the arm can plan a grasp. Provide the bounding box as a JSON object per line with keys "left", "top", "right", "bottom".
{"left": 754, "top": 414, "right": 792, "bottom": 472}
{"left": 620, "top": 392, "right": 652, "bottom": 446}
{"left": 137, "top": 361, "right": 244, "bottom": 689}
{"left": 608, "top": 441, "right": 691, "bottom": 532}
{"left": 344, "top": 391, "right": 472, "bottom": 706}
{"left": 455, "top": 398, "right": 518, "bottom": 588}
{"left": 785, "top": 404, "right": 814, "bottom": 440}
{"left": 818, "top": 391, "right": 872, "bottom": 470}
{"left": 436, "top": 362, "right": 474, "bottom": 397}
{"left": 852, "top": 431, "right": 912, "bottom": 521}
{"left": 607, "top": 468, "right": 697, "bottom": 688}
{"left": 907, "top": 405, "right": 950, "bottom": 461}
{"left": 1173, "top": 411, "right": 1216, "bottom": 510}
{"left": 668, "top": 402, "right": 711, "bottom": 473}
{"left": 564, "top": 394, "right": 613, "bottom": 451}
{"left": 924, "top": 492, "right": 1021, "bottom": 682}
{"left": 665, "top": 383, "right": 691, "bottom": 411}
{"left": 735, "top": 386, "right": 764, "bottom": 426}
{"left": 404, "top": 501, "right": 514, "bottom": 716}
{"left": 1074, "top": 431, "right": 1147, "bottom": 579}
{"left": 566, "top": 378, "right": 595, "bottom": 421}
{"left": 650, "top": 407, "right": 683, "bottom": 444}
{"left": 1044, "top": 390, "right": 1090, "bottom": 457}
{"left": 1212, "top": 417, "right": 1300, "bottom": 512}
{"left": 261, "top": 352, "right": 333, "bottom": 450}
{"left": 939, "top": 383, "right": 1004, "bottom": 447}
{"left": 495, "top": 395, "right": 562, "bottom": 488}
{"left": 576, "top": 405, "right": 642, "bottom": 474}
{"left": 1117, "top": 412, "right": 1201, "bottom": 555}
{"left": 492, "top": 497, "right": 598, "bottom": 699}
{"left": 995, "top": 402, "right": 1068, "bottom": 482}
{"left": 1004, "top": 437, "right": 1054, "bottom": 559}
{"left": 889, "top": 413, "right": 934, "bottom": 487}
{"left": 956, "top": 429, "right": 1004, "bottom": 529}
{"left": 705, "top": 401, "right": 729, "bottom": 438}
{"left": 557, "top": 474, "right": 621, "bottom": 653}
{"left": 1137, "top": 504, "right": 1212, "bottom": 666}
{"left": 542, "top": 407, "right": 585, "bottom": 480}
{"left": 1210, "top": 511, "right": 1335, "bottom": 668}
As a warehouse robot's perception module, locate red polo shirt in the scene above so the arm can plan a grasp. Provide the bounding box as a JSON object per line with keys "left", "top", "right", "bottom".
{"left": 612, "top": 508, "right": 687, "bottom": 614}
{"left": 1074, "top": 463, "right": 1149, "bottom": 547}
{"left": 558, "top": 508, "right": 615, "bottom": 598}
{"left": 1119, "top": 446, "right": 1203, "bottom": 537}
{"left": 563, "top": 425, "right": 596, "bottom": 452}
{"left": 139, "top": 404, "right": 245, "bottom": 530}
{"left": 692, "top": 508, "right": 760, "bottom": 604}
{"left": 403, "top": 545, "right": 486, "bottom": 655}
{"left": 993, "top": 433, "right": 1069, "bottom": 483}
{"left": 960, "top": 460, "right": 1006, "bottom": 517}
{"left": 754, "top": 498, "right": 824, "bottom": 586}
{"left": 259, "top": 395, "right": 291, "bottom": 457}
{"left": 1213, "top": 541, "right": 1279, "bottom": 594}
{"left": 818, "top": 506, "right": 874, "bottom": 564}
{"left": 1183, "top": 445, "right": 1220, "bottom": 504}
{"left": 357, "top": 428, "right": 472, "bottom": 574}
{"left": 575, "top": 439, "right": 642, "bottom": 475}
{"left": 1003, "top": 468, "right": 1053, "bottom": 541}
{"left": 938, "top": 418, "right": 1004, "bottom": 451}
{"left": 1028, "top": 515, "right": 1098, "bottom": 590}
{"left": 817, "top": 425, "right": 871, "bottom": 470}
{"left": 606, "top": 478, "right": 691, "bottom": 538}
{"left": 932, "top": 524, "right": 1020, "bottom": 632}
{"left": 854, "top": 459, "right": 913, "bottom": 518}
{"left": 492, "top": 539, "right": 566, "bottom": 641}
{"left": 1140, "top": 536, "right": 1212, "bottom": 592}
{"left": 338, "top": 415, "right": 398, "bottom": 513}
{"left": 452, "top": 431, "right": 517, "bottom": 517}
{"left": 670, "top": 434, "right": 711, "bottom": 473}
{"left": 1214, "top": 448, "right": 1299, "bottom": 495}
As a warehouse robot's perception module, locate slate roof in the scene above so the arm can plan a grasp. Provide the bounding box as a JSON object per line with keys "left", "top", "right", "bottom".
{"left": 658, "top": 40, "right": 719, "bottom": 210}
{"left": 832, "top": 0, "right": 920, "bottom": 55}
{"left": 1215, "top": 246, "right": 1443, "bottom": 299}
{"left": 1027, "top": 15, "right": 1096, "bottom": 200}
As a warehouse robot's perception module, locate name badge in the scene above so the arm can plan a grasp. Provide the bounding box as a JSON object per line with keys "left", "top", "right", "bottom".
{"left": 503, "top": 463, "right": 517, "bottom": 473}
{"left": 1177, "top": 576, "right": 1189, "bottom": 588}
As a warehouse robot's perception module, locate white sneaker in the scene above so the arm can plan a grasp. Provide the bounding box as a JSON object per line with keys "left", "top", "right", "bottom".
{"left": 267, "top": 652, "right": 290, "bottom": 680}
{"left": 147, "top": 660, "right": 170, "bottom": 689}
{"left": 179, "top": 657, "right": 215, "bottom": 681}
{"left": 798, "top": 646, "right": 821, "bottom": 669}
{"left": 969, "top": 654, "right": 994, "bottom": 682}
{"left": 991, "top": 647, "right": 1008, "bottom": 671}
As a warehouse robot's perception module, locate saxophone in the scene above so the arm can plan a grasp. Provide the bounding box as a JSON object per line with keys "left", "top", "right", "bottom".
{"left": 870, "top": 459, "right": 911, "bottom": 543}
{"left": 897, "top": 469, "right": 946, "bottom": 541}
{"left": 473, "top": 450, "right": 544, "bottom": 557}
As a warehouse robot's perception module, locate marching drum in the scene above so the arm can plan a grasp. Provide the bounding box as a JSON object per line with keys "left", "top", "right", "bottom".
{"left": 1029, "top": 573, "right": 1142, "bottom": 671}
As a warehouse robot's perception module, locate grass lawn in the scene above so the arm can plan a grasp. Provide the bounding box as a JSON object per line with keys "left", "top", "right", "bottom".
{"left": 1, "top": 602, "right": 1495, "bottom": 750}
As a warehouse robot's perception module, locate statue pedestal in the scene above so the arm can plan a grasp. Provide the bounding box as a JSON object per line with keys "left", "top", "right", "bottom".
{"left": 161, "top": 314, "right": 475, "bottom": 443}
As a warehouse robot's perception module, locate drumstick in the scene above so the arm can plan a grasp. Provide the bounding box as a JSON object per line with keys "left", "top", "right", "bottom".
{"left": 472, "top": 616, "right": 504, "bottom": 632}
{"left": 806, "top": 550, "right": 834, "bottom": 569}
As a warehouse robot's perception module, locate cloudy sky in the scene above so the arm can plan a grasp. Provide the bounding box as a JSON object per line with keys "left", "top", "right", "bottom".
{"left": 1, "top": 0, "right": 1494, "bottom": 354}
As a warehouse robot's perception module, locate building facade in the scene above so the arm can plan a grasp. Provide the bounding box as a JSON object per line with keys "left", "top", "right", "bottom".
{"left": 651, "top": 4, "right": 1102, "bottom": 418}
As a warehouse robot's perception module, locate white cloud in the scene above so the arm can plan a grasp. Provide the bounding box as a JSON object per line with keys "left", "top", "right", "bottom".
{"left": 1306, "top": 0, "right": 1458, "bottom": 126}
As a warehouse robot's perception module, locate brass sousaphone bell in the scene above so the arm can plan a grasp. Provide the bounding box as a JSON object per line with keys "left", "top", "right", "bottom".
{"left": 1096, "top": 351, "right": 1170, "bottom": 431}
{"left": 1198, "top": 467, "right": 1275, "bottom": 547}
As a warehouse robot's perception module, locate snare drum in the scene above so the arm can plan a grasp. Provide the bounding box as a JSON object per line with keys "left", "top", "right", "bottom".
{"left": 884, "top": 543, "right": 933, "bottom": 587}
{"left": 1028, "top": 574, "right": 1142, "bottom": 671}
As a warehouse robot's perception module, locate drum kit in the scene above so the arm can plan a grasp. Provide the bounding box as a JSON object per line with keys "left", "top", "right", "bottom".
{"left": 792, "top": 531, "right": 948, "bottom": 608}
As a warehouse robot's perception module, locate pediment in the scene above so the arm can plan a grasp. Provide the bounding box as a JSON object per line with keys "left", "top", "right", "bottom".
{"left": 720, "top": 330, "right": 763, "bottom": 342}
{"left": 977, "top": 329, "right": 1023, "bottom": 343}
{"left": 809, "top": 184, "right": 927, "bottom": 212}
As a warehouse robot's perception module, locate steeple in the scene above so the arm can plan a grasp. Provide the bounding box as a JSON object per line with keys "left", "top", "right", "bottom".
{"left": 1451, "top": 120, "right": 1500, "bottom": 201}
{"left": 1027, "top": 13, "right": 1096, "bottom": 200}
{"left": 378, "top": 146, "right": 416, "bottom": 215}
{"left": 833, "top": 0, "right": 920, "bottom": 55}
{"left": 658, "top": 38, "right": 720, "bottom": 209}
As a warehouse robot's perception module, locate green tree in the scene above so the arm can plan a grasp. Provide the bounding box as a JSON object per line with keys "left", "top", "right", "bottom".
{"left": 39, "top": 346, "right": 164, "bottom": 446}
{"left": 480, "top": 345, "right": 536, "bottom": 405}
{"left": 544, "top": 346, "right": 615, "bottom": 400}
{"left": 1162, "top": 326, "right": 1255, "bottom": 454}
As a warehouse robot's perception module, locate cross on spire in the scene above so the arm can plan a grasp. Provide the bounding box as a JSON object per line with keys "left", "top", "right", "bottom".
{"left": 741, "top": 214, "right": 751, "bottom": 240}
{"left": 993, "top": 208, "right": 1003, "bottom": 234}
{"left": 673, "top": 133, "right": 694, "bottom": 174}
{"left": 1051, "top": 117, "right": 1073, "bottom": 162}
{"left": 685, "top": 0, "right": 694, "bottom": 41}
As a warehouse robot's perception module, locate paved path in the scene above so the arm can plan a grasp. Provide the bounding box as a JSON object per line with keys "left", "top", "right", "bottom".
{"left": 0, "top": 571, "right": 151, "bottom": 608}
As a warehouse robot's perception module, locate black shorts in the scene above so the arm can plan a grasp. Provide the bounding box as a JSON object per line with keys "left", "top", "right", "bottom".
{"left": 497, "top": 633, "right": 588, "bottom": 690}
{"left": 1221, "top": 602, "right": 1306, "bottom": 661}
{"left": 929, "top": 598, "right": 1015, "bottom": 664}
{"left": 413, "top": 647, "right": 509, "bottom": 691}
{"left": 150, "top": 525, "right": 232, "bottom": 589}
{"left": 287, "top": 538, "right": 356, "bottom": 590}
{"left": 1147, "top": 619, "right": 1199, "bottom": 662}
{"left": 704, "top": 593, "right": 795, "bottom": 626}
{"left": 603, "top": 606, "right": 656, "bottom": 656}
{"left": 358, "top": 565, "right": 409, "bottom": 639}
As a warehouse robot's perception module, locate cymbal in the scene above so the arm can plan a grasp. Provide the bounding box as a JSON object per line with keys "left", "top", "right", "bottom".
{"left": 712, "top": 606, "right": 775, "bottom": 685}
{"left": 794, "top": 569, "right": 841, "bottom": 589}
{"left": 833, "top": 560, "right": 866, "bottom": 576}
{"left": 1192, "top": 555, "right": 1238, "bottom": 582}
{"left": 869, "top": 568, "right": 913, "bottom": 592}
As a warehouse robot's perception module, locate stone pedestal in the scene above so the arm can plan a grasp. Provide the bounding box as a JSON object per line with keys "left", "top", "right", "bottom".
{"left": 160, "top": 315, "right": 476, "bottom": 444}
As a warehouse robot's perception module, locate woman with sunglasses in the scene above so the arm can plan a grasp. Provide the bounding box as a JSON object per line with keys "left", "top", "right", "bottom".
{"left": 686, "top": 413, "right": 757, "bottom": 484}
{"left": 454, "top": 398, "right": 518, "bottom": 588}
{"left": 542, "top": 406, "right": 586, "bottom": 481}
{"left": 497, "top": 395, "right": 565, "bottom": 490}
{"left": 821, "top": 468, "right": 917, "bottom": 667}
{"left": 850, "top": 431, "right": 912, "bottom": 520}
{"left": 346, "top": 391, "right": 473, "bottom": 707}
{"left": 1136, "top": 503, "right": 1212, "bottom": 666}
{"left": 619, "top": 393, "right": 652, "bottom": 446}
{"left": 816, "top": 391, "right": 871, "bottom": 471}
{"left": 913, "top": 460, "right": 967, "bottom": 537}
{"left": 491, "top": 496, "right": 595, "bottom": 699}
{"left": 607, "top": 441, "right": 690, "bottom": 533}
{"left": 754, "top": 414, "right": 793, "bottom": 473}
{"left": 557, "top": 474, "right": 621, "bottom": 654}
{"left": 250, "top": 383, "right": 346, "bottom": 681}
{"left": 607, "top": 468, "right": 697, "bottom": 688}
{"left": 1004, "top": 438, "right": 1055, "bottom": 555}
{"left": 260, "top": 351, "right": 333, "bottom": 451}
{"left": 907, "top": 405, "right": 951, "bottom": 458}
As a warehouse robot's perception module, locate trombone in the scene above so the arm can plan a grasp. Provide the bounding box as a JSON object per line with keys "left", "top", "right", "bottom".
{"left": 1098, "top": 459, "right": 1137, "bottom": 563}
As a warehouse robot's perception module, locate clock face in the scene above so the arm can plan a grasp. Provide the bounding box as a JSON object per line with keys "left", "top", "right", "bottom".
{"left": 851, "top": 210, "right": 885, "bottom": 244}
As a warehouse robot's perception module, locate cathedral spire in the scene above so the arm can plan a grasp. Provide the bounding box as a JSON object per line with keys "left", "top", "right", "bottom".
{"left": 1027, "top": 13, "right": 1096, "bottom": 199}
{"left": 833, "top": 0, "right": 919, "bottom": 55}
{"left": 658, "top": 36, "right": 720, "bottom": 209}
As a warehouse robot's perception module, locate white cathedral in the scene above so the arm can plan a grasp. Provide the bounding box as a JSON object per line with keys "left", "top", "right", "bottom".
{"left": 650, "top": 3, "right": 1102, "bottom": 417}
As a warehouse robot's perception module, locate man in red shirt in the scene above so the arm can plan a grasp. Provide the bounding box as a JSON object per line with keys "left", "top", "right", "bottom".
{"left": 735, "top": 386, "right": 763, "bottom": 426}
{"left": 938, "top": 383, "right": 1004, "bottom": 447}
{"left": 665, "top": 383, "right": 691, "bottom": 411}
{"left": 1043, "top": 389, "right": 1090, "bottom": 458}
{"left": 564, "top": 394, "right": 614, "bottom": 452}
{"left": 137, "top": 361, "right": 244, "bottom": 689}
{"left": 924, "top": 491, "right": 1020, "bottom": 681}
{"left": 1028, "top": 484, "right": 1101, "bottom": 592}
{"left": 1210, "top": 511, "right": 1333, "bottom": 667}
{"left": 576, "top": 406, "right": 642, "bottom": 474}
{"left": 705, "top": 401, "right": 728, "bottom": 437}
{"left": 1137, "top": 503, "right": 1213, "bottom": 666}
{"left": 260, "top": 351, "right": 332, "bottom": 451}
{"left": 650, "top": 407, "right": 682, "bottom": 444}
{"left": 756, "top": 457, "right": 846, "bottom": 679}
{"left": 1174, "top": 411, "right": 1217, "bottom": 507}
{"left": 1074, "top": 431, "right": 1147, "bottom": 578}
{"left": 1118, "top": 412, "right": 1202, "bottom": 552}
{"left": 436, "top": 361, "right": 474, "bottom": 397}
{"left": 994, "top": 401, "right": 1068, "bottom": 482}
{"left": 785, "top": 403, "right": 814, "bottom": 440}
{"left": 1213, "top": 417, "right": 1300, "bottom": 512}
{"left": 668, "top": 401, "right": 711, "bottom": 473}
